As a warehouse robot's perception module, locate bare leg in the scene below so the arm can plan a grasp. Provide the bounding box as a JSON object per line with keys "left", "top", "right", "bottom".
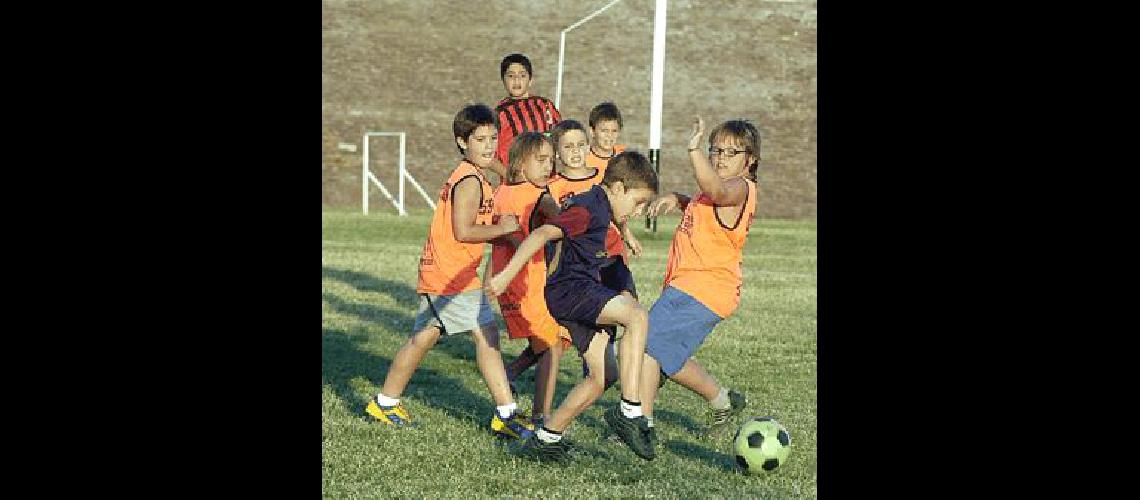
{"left": 532, "top": 341, "right": 563, "bottom": 418}
{"left": 595, "top": 295, "right": 649, "bottom": 403}
{"left": 638, "top": 353, "right": 663, "bottom": 418}
{"left": 380, "top": 325, "right": 442, "bottom": 397}
{"left": 505, "top": 345, "right": 541, "bottom": 382}
{"left": 470, "top": 323, "right": 514, "bottom": 406}
{"left": 669, "top": 358, "right": 721, "bottom": 402}
{"left": 544, "top": 333, "right": 611, "bottom": 432}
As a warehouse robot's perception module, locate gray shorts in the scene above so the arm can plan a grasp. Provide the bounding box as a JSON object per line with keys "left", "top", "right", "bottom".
{"left": 412, "top": 289, "right": 498, "bottom": 335}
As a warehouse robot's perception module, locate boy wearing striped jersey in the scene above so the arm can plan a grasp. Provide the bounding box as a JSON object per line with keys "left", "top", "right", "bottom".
{"left": 638, "top": 117, "right": 761, "bottom": 437}
{"left": 494, "top": 53, "right": 562, "bottom": 167}
{"left": 366, "top": 104, "right": 534, "bottom": 441}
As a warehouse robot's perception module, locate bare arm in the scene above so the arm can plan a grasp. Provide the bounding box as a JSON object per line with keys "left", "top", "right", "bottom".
{"left": 452, "top": 177, "right": 519, "bottom": 243}
{"left": 687, "top": 116, "right": 748, "bottom": 207}
{"left": 648, "top": 191, "right": 692, "bottom": 217}
{"left": 619, "top": 220, "right": 642, "bottom": 257}
{"left": 485, "top": 224, "right": 564, "bottom": 297}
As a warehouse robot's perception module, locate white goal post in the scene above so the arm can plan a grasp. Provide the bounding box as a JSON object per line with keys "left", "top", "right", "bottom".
{"left": 555, "top": 0, "right": 623, "bottom": 110}
{"left": 362, "top": 131, "right": 436, "bottom": 215}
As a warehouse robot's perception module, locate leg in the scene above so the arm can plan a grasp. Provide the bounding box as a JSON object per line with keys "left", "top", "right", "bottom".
{"left": 505, "top": 345, "right": 540, "bottom": 382}
{"left": 669, "top": 357, "right": 721, "bottom": 402}
{"left": 533, "top": 341, "right": 563, "bottom": 419}
{"left": 380, "top": 324, "right": 442, "bottom": 398}
{"left": 544, "top": 332, "right": 611, "bottom": 432}
{"left": 470, "top": 323, "right": 513, "bottom": 406}
{"left": 595, "top": 294, "right": 649, "bottom": 403}
{"left": 638, "top": 353, "right": 663, "bottom": 418}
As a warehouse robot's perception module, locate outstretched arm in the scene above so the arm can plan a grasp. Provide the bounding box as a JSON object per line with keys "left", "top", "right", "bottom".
{"left": 648, "top": 191, "right": 691, "bottom": 217}
{"left": 452, "top": 177, "right": 519, "bottom": 243}
{"left": 486, "top": 224, "right": 564, "bottom": 297}
{"left": 686, "top": 116, "right": 748, "bottom": 207}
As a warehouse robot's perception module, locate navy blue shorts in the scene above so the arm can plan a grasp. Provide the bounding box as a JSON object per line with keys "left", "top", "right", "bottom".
{"left": 545, "top": 279, "right": 620, "bottom": 327}
{"left": 599, "top": 256, "right": 637, "bottom": 299}
{"left": 645, "top": 286, "right": 723, "bottom": 376}
{"left": 562, "top": 319, "right": 615, "bottom": 356}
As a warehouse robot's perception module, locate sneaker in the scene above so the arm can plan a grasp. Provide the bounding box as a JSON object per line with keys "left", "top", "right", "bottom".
{"left": 646, "top": 424, "right": 658, "bottom": 450}
{"left": 365, "top": 399, "right": 413, "bottom": 426}
{"left": 491, "top": 411, "right": 535, "bottom": 440}
{"left": 603, "top": 406, "right": 655, "bottom": 460}
{"left": 517, "top": 435, "right": 572, "bottom": 462}
{"left": 709, "top": 390, "right": 748, "bottom": 429}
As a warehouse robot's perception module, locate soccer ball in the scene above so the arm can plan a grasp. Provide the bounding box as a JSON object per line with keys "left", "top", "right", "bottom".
{"left": 733, "top": 417, "right": 791, "bottom": 474}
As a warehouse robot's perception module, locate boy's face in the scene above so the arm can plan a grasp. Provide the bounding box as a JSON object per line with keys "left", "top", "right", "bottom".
{"left": 608, "top": 183, "right": 655, "bottom": 224}
{"left": 457, "top": 124, "right": 498, "bottom": 168}
{"left": 709, "top": 134, "right": 751, "bottom": 180}
{"left": 502, "top": 63, "right": 531, "bottom": 98}
{"left": 556, "top": 130, "right": 588, "bottom": 170}
{"left": 521, "top": 142, "right": 554, "bottom": 187}
{"left": 590, "top": 119, "right": 621, "bottom": 152}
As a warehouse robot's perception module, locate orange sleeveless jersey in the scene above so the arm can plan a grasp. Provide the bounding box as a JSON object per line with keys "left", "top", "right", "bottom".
{"left": 489, "top": 182, "right": 568, "bottom": 351}
{"left": 417, "top": 161, "right": 495, "bottom": 295}
{"left": 663, "top": 179, "right": 758, "bottom": 318}
{"left": 549, "top": 149, "right": 626, "bottom": 258}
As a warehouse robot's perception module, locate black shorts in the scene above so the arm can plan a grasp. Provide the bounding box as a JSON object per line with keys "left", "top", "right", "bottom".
{"left": 561, "top": 319, "right": 614, "bottom": 356}
{"left": 599, "top": 256, "right": 637, "bottom": 300}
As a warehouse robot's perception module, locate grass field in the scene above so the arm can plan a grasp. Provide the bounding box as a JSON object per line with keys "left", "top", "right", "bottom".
{"left": 322, "top": 209, "right": 817, "bottom": 498}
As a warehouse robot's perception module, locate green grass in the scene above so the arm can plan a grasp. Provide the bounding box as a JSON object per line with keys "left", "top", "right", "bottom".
{"left": 323, "top": 208, "right": 816, "bottom": 498}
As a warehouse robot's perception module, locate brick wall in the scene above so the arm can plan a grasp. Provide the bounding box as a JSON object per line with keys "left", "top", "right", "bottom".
{"left": 323, "top": 0, "right": 816, "bottom": 219}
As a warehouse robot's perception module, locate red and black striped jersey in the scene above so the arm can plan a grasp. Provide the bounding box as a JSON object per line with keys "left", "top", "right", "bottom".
{"left": 494, "top": 96, "right": 562, "bottom": 166}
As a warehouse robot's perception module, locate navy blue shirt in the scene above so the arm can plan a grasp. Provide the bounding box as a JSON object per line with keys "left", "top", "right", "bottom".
{"left": 544, "top": 185, "right": 613, "bottom": 290}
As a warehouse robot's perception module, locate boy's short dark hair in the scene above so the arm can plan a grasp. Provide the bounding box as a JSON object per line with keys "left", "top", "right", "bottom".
{"left": 588, "top": 101, "right": 623, "bottom": 130}
{"left": 602, "top": 150, "right": 658, "bottom": 193}
{"left": 550, "top": 119, "right": 588, "bottom": 152}
{"left": 500, "top": 53, "right": 533, "bottom": 81}
{"left": 453, "top": 103, "right": 499, "bottom": 154}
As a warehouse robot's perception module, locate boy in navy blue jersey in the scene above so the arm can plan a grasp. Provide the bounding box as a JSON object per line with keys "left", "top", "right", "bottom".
{"left": 486, "top": 151, "right": 658, "bottom": 461}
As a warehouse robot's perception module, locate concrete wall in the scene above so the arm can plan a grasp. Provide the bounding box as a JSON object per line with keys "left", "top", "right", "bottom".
{"left": 323, "top": 0, "right": 816, "bottom": 218}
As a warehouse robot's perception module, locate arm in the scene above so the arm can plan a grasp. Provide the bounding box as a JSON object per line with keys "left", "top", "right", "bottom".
{"left": 686, "top": 116, "right": 748, "bottom": 207}
{"left": 619, "top": 220, "right": 642, "bottom": 257}
{"left": 452, "top": 177, "right": 519, "bottom": 243}
{"left": 485, "top": 224, "right": 564, "bottom": 297}
{"left": 648, "top": 191, "right": 691, "bottom": 217}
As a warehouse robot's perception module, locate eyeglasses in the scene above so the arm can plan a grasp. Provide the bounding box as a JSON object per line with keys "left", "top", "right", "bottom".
{"left": 708, "top": 147, "right": 748, "bottom": 158}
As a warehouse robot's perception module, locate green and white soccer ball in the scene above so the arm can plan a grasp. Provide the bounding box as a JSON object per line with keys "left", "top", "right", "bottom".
{"left": 733, "top": 417, "right": 791, "bottom": 474}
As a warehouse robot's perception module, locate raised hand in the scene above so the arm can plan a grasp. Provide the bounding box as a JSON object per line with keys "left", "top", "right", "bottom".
{"left": 688, "top": 116, "right": 706, "bottom": 151}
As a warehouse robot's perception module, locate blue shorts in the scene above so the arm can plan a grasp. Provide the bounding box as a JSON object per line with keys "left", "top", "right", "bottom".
{"left": 645, "top": 286, "right": 723, "bottom": 376}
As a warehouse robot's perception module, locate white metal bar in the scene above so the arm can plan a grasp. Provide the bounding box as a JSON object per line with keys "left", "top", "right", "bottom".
{"left": 398, "top": 133, "right": 406, "bottom": 215}
{"left": 362, "top": 132, "right": 369, "bottom": 214}
{"left": 649, "top": 0, "right": 667, "bottom": 149}
{"left": 555, "top": 0, "right": 623, "bottom": 110}
{"left": 404, "top": 172, "right": 437, "bottom": 210}
{"left": 556, "top": 31, "right": 566, "bottom": 109}
{"left": 368, "top": 171, "right": 403, "bottom": 214}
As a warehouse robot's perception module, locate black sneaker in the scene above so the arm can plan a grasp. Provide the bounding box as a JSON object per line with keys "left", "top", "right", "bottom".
{"left": 709, "top": 390, "right": 748, "bottom": 429}
{"left": 603, "top": 406, "right": 655, "bottom": 460}
{"left": 518, "top": 435, "right": 571, "bottom": 462}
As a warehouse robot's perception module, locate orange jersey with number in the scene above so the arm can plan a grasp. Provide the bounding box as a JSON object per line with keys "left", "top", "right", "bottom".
{"left": 663, "top": 179, "right": 758, "bottom": 318}
{"left": 490, "top": 182, "right": 569, "bottom": 351}
{"left": 548, "top": 162, "right": 625, "bottom": 259}
{"left": 417, "top": 160, "right": 495, "bottom": 294}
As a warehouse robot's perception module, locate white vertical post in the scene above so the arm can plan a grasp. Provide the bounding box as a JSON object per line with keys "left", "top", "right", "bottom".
{"left": 362, "top": 132, "right": 370, "bottom": 215}
{"left": 556, "top": 31, "right": 567, "bottom": 109}
{"left": 398, "top": 132, "right": 406, "bottom": 215}
{"left": 647, "top": 0, "right": 667, "bottom": 232}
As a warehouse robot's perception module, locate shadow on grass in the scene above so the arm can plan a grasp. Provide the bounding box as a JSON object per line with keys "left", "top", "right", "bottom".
{"left": 322, "top": 327, "right": 489, "bottom": 428}
{"left": 322, "top": 266, "right": 419, "bottom": 308}
{"left": 664, "top": 439, "right": 737, "bottom": 473}
{"left": 321, "top": 291, "right": 477, "bottom": 362}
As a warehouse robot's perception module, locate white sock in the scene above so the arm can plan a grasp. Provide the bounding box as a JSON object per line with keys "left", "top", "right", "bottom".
{"left": 536, "top": 426, "right": 563, "bottom": 443}
{"left": 376, "top": 393, "right": 400, "bottom": 407}
{"left": 646, "top": 415, "right": 655, "bottom": 428}
{"left": 496, "top": 402, "right": 517, "bottom": 419}
{"left": 710, "top": 388, "right": 730, "bottom": 410}
{"left": 620, "top": 398, "right": 643, "bottom": 418}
